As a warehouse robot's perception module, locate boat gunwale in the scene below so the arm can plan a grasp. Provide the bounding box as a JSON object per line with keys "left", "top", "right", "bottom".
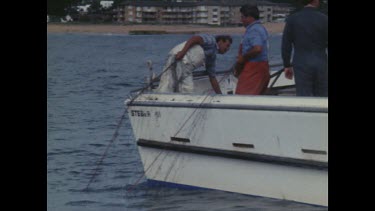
{"left": 126, "top": 93, "right": 328, "bottom": 113}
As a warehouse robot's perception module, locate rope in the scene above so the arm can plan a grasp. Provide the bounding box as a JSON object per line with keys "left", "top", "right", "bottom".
{"left": 125, "top": 150, "right": 166, "bottom": 192}
{"left": 85, "top": 60, "right": 176, "bottom": 191}
{"left": 84, "top": 108, "right": 127, "bottom": 191}
{"left": 127, "top": 60, "right": 176, "bottom": 106}
{"left": 125, "top": 67, "right": 233, "bottom": 192}
{"left": 269, "top": 68, "right": 285, "bottom": 89}
{"left": 173, "top": 70, "right": 232, "bottom": 137}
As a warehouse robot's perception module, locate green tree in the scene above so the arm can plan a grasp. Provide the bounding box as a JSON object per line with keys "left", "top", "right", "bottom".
{"left": 47, "top": 0, "right": 80, "bottom": 16}
{"left": 268, "top": 0, "right": 328, "bottom": 15}
{"left": 111, "top": 0, "right": 123, "bottom": 9}
{"left": 88, "top": 0, "right": 103, "bottom": 14}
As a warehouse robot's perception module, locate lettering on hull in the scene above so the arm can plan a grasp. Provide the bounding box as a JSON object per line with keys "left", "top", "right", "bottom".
{"left": 131, "top": 110, "right": 151, "bottom": 117}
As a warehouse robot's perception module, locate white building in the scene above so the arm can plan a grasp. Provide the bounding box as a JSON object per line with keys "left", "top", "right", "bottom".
{"left": 115, "top": 0, "right": 294, "bottom": 25}
{"left": 76, "top": 4, "right": 91, "bottom": 13}
{"left": 100, "top": 1, "right": 114, "bottom": 9}
{"left": 61, "top": 15, "right": 73, "bottom": 23}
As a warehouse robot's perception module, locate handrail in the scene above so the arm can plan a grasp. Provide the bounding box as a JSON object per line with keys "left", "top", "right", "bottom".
{"left": 128, "top": 62, "right": 286, "bottom": 94}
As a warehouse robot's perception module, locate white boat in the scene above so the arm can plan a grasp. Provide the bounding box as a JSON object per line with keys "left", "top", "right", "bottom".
{"left": 125, "top": 65, "right": 328, "bottom": 207}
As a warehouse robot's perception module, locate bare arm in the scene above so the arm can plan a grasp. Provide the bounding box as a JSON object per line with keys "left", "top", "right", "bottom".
{"left": 236, "top": 45, "right": 262, "bottom": 65}
{"left": 175, "top": 36, "right": 204, "bottom": 60}
{"left": 209, "top": 76, "right": 222, "bottom": 94}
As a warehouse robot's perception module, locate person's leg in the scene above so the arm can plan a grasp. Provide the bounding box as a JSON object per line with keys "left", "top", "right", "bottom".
{"left": 175, "top": 61, "right": 194, "bottom": 93}
{"left": 156, "top": 54, "right": 176, "bottom": 93}
{"left": 294, "top": 65, "right": 314, "bottom": 96}
{"left": 176, "top": 45, "right": 204, "bottom": 93}
{"left": 313, "top": 64, "right": 328, "bottom": 97}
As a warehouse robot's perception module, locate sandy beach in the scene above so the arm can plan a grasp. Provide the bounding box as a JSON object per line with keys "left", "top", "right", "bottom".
{"left": 47, "top": 22, "right": 285, "bottom": 35}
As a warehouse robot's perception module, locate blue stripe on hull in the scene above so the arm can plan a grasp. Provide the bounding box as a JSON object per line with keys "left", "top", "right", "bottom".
{"left": 147, "top": 179, "right": 208, "bottom": 191}
{"left": 146, "top": 179, "right": 327, "bottom": 208}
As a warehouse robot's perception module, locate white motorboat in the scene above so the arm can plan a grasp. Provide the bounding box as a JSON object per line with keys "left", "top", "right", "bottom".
{"left": 125, "top": 65, "right": 328, "bottom": 206}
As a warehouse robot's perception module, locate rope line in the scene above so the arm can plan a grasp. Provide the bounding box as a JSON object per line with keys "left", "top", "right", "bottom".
{"left": 127, "top": 60, "right": 176, "bottom": 106}
{"left": 125, "top": 63, "right": 286, "bottom": 192}
{"left": 85, "top": 108, "right": 127, "bottom": 191}
{"left": 125, "top": 150, "right": 167, "bottom": 193}
{"left": 173, "top": 70, "right": 232, "bottom": 137}
{"left": 125, "top": 67, "right": 233, "bottom": 191}
{"left": 85, "top": 60, "right": 176, "bottom": 191}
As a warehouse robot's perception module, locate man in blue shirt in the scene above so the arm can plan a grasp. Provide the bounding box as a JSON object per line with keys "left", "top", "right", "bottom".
{"left": 234, "top": 4, "right": 270, "bottom": 95}
{"left": 156, "top": 34, "right": 232, "bottom": 94}
{"left": 282, "top": 0, "right": 328, "bottom": 96}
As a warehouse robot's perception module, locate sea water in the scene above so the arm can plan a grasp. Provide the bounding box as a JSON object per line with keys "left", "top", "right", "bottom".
{"left": 47, "top": 32, "right": 327, "bottom": 211}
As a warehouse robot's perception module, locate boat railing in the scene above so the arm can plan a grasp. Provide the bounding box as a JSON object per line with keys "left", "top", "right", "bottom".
{"left": 192, "top": 62, "right": 284, "bottom": 78}
{"left": 128, "top": 62, "right": 295, "bottom": 96}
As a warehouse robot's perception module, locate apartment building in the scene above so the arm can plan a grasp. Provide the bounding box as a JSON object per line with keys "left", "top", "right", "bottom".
{"left": 114, "top": 0, "right": 293, "bottom": 25}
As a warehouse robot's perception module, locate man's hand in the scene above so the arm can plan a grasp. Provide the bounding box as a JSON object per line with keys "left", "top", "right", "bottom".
{"left": 284, "top": 67, "right": 294, "bottom": 80}
{"left": 236, "top": 55, "right": 245, "bottom": 65}
{"left": 233, "top": 63, "right": 241, "bottom": 78}
{"left": 233, "top": 55, "right": 245, "bottom": 77}
{"left": 209, "top": 76, "right": 222, "bottom": 94}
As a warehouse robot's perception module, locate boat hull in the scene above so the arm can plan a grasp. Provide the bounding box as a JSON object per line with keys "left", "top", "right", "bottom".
{"left": 138, "top": 145, "right": 327, "bottom": 206}
{"left": 126, "top": 93, "right": 328, "bottom": 206}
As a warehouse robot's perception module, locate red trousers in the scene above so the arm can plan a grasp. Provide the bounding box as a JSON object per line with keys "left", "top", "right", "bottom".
{"left": 235, "top": 61, "right": 270, "bottom": 95}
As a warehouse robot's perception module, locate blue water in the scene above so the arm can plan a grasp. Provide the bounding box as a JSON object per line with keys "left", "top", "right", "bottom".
{"left": 47, "top": 32, "right": 327, "bottom": 211}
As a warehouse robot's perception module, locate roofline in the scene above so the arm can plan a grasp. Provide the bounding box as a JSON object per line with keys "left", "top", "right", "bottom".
{"left": 118, "top": 0, "right": 293, "bottom": 7}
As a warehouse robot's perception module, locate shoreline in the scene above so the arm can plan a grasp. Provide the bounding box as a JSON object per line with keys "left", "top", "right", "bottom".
{"left": 47, "top": 22, "right": 285, "bottom": 35}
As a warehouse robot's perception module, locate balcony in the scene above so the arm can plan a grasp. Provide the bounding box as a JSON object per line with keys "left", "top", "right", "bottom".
{"left": 196, "top": 6, "right": 207, "bottom": 12}
{"left": 196, "top": 14, "right": 208, "bottom": 18}
{"left": 221, "top": 7, "right": 229, "bottom": 12}
{"left": 143, "top": 8, "right": 157, "bottom": 12}
{"left": 142, "top": 14, "right": 157, "bottom": 19}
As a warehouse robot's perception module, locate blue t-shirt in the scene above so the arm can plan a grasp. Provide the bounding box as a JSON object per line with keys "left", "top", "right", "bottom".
{"left": 198, "top": 34, "right": 217, "bottom": 77}
{"left": 242, "top": 20, "right": 269, "bottom": 62}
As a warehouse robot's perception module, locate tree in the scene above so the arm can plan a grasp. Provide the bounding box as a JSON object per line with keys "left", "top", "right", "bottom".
{"left": 47, "top": 0, "right": 80, "bottom": 16}
{"left": 111, "top": 0, "right": 123, "bottom": 9}
{"left": 88, "top": 0, "right": 103, "bottom": 14}
{"left": 268, "top": 0, "right": 328, "bottom": 15}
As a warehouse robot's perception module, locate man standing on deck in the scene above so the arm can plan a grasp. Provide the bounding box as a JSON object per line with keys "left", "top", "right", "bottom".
{"left": 281, "top": 0, "right": 328, "bottom": 96}
{"left": 156, "top": 34, "right": 232, "bottom": 94}
{"left": 234, "top": 4, "right": 270, "bottom": 95}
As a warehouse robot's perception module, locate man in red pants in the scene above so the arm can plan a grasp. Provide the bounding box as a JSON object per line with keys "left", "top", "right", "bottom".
{"left": 234, "top": 4, "right": 270, "bottom": 95}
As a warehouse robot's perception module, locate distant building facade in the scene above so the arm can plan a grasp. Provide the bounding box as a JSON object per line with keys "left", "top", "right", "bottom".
{"left": 76, "top": 5, "right": 91, "bottom": 14}
{"left": 114, "top": 0, "right": 293, "bottom": 25}
{"left": 100, "top": 1, "right": 114, "bottom": 9}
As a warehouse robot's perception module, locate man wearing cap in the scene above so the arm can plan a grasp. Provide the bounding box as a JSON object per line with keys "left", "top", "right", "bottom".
{"left": 281, "top": 0, "right": 328, "bottom": 96}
